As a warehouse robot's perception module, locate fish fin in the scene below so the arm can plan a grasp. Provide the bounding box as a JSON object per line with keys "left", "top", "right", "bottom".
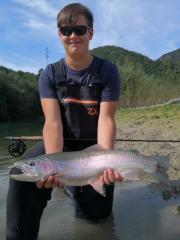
{"left": 154, "top": 155, "right": 169, "bottom": 172}
{"left": 146, "top": 155, "right": 170, "bottom": 184}
{"left": 63, "top": 186, "right": 75, "bottom": 199}
{"left": 121, "top": 169, "right": 141, "bottom": 181}
{"left": 83, "top": 144, "right": 104, "bottom": 152}
{"left": 90, "top": 179, "right": 106, "bottom": 197}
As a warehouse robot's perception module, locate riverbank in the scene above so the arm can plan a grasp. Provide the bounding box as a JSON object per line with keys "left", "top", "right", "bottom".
{"left": 115, "top": 104, "right": 180, "bottom": 180}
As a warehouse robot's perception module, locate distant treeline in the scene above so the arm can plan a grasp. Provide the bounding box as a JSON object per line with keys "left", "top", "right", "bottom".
{"left": 0, "top": 45, "right": 180, "bottom": 121}
{"left": 0, "top": 66, "right": 42, "bottom": 121}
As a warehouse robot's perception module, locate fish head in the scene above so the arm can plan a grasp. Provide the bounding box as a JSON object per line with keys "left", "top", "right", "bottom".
{"left": 10, "top": 158, "right": 56, "bottom": 182}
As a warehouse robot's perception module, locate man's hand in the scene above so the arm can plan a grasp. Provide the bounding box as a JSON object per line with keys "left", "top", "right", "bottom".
{"left": 36, "top": 176, "right": 64, "bottom": 189}
{"left": 100, "top": 168, "right": 123, "bottom": 185}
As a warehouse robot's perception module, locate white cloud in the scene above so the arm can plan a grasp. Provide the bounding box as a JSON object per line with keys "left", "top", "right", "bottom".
{"left": 20, "top": 10, "right": 56, "bottom": 36}
{"left": 91, "top": 0, "right": 148, "bottom": 53}
{"left": 24, "top": 18, "right": 47, "bottom": 30}
{"left": 91, "top": 0, "right": 180, "bottom": 59}
{"left": 11, "top": 1, "right": 57, "bottom": 36}
{"left": 12, "top": 0, "right": 57, "bottom": 17}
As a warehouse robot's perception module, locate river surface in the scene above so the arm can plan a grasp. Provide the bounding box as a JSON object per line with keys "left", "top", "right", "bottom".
{"left": 0, "top": 122, "right": 180, "bottom": 240}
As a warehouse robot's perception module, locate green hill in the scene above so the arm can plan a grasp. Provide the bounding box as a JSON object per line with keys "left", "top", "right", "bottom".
{"left": 157, "top": 48, "right": 180, "bottom": 66}
{"left": 91, "top": 45, "right": 179, "bottom": 81}
{"left": 91, "top": 46, "right": 180, "bottom": 107}
{"left": 0, "top": 45, "right": 180, "bottom": 121}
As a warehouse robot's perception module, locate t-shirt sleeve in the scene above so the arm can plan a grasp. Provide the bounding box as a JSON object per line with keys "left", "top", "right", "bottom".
{"left": 39, "top": 64, "right": 58, "bottom": 99}
{"left": 100, "top": 62, "right": 120, "bottom": 101}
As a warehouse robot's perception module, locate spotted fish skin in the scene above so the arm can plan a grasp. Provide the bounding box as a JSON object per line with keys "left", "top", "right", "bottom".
{"left": 10, "top": 149, "right": 169, "bottom": 196}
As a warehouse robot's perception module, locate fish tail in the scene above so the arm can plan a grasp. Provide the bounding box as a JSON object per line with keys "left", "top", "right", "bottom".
{"left": 155, "top": 155, "right": 170, "bottom": 173}
{"left": 151, "top": 155, "right": 170, "bottom": 186}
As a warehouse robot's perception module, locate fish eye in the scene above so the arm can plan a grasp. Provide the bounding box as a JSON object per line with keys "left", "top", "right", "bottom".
{"left": 29, "top": 161, "right": 36, "bottom": 166}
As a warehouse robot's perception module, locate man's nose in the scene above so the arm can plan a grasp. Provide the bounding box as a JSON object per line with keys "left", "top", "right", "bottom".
{"left": 70, "top": 31, "right": 78, "bottom": 37}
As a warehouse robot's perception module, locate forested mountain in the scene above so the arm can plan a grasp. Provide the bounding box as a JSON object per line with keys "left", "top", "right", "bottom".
{"left": 0, "top": 46, "right": 179, "bottom": 121}
{"left": 91, "top": 46, "right": 180, "bottom": 107}
{"left": 157, "top": 48, "right": 180, "bottom": 65}
{"left": 91, "top": 45, "right": 179, "bottom": 81}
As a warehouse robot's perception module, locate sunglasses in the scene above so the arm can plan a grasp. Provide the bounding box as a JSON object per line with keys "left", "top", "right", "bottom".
{"left": 59, "top": 25, "right": 89, "bottom": 36}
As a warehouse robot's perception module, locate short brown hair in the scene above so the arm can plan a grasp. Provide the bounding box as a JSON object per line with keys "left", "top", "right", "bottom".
{"left": 57, "top": 3, "right": 93, "bottom": 28}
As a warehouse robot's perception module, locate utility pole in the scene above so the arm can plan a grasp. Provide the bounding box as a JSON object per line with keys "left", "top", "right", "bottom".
{"left": 45, "top": 47, "right": 49, "bottom": 66}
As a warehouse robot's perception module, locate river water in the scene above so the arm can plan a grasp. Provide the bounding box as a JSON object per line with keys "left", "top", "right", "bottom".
{"left": 0, "top": 122, "right": 180, "bottom": 240}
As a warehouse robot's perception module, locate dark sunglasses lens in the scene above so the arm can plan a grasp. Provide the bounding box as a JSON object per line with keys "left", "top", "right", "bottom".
{"left": 60, "top": 26, "right": 72, "bottom": 36}
{"left": 60, "top": 26, "right": 88, "bottom": 36}
{"left": 74, "top": 26, "right": 87, "bottom": 35}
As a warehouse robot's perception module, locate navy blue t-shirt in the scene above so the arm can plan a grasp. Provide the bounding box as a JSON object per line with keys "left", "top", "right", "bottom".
{"left": 39, "top": 56, "right": 120, "bottom": 101}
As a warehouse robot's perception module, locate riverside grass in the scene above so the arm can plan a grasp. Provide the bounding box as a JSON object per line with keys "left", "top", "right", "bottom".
{"left": 115, "top": 104, "right": 180, "bottom": 131}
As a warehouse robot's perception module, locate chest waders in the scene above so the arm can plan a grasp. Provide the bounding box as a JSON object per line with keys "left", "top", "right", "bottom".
{"left": 52, "top": 59, "right": 114, "bottom": 219}
{"left": 6, "top": 59, "right": 114, "bottom": 240}
{"left": 52, "top": 59, "right": 102, "bottom": 151}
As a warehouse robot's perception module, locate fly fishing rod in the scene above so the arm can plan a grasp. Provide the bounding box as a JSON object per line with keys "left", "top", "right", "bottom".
{"left": 3, "top": 136, "right": 180, "bottom": 142}
{"left": 3, "top": 136, "right": 180, "bottom": 157}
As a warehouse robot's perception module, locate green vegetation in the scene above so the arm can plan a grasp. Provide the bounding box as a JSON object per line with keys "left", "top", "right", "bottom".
{"left": 0, "top": 66, "right": 42, "bottom": 121}
{"left": 91, "top": 46, "right": 180, "bottom": 107}
{"left": 0, "top": 46, "right": 180, "bottom": 121}
{"left": 158, "top": 48, "right": 180, "bottom": 65}
{"left": 116, "top": 104, "right": 180, "bottom": 124}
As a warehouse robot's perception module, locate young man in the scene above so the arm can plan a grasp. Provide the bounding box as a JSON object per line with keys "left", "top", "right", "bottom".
{"left": 6, "top": 3, "right": 122, "bottom": 240}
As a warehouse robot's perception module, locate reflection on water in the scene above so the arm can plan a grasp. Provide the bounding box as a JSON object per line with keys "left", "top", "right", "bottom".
{"left": 37, "top": 182, "right": 180, "bottom": 240}
{"left": 0, "top": 173, "right": 180, "bottom": 239}
{"left": 113, "top": 183, "right": 180, "bottom": 240}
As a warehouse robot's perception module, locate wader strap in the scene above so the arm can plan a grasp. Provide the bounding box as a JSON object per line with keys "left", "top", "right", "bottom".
{"left": 52, "top": 59, "right": 66, "bottom": 84}
{"left": 52, "top": 57, "right": 105, "bottom": 85}
{"left": 51, "top": 57, "right": 104, "bottom": 147}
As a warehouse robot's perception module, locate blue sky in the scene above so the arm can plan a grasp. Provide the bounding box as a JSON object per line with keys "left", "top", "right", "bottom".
{"left": 0, "top": 0, "right": 179, "bottom": 73}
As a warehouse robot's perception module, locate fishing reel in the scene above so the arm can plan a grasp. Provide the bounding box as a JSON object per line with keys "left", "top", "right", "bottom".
{"left": 8, "top": 140, "right": 26, "bottom": 157}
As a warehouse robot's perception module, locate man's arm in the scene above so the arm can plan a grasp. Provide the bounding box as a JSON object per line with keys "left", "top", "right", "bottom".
{"left": 41, "top": 98, "right": 63, "bottom": 154}
{"left": 98, "top": 101, "right": 123, "bottom": 184}
{"left": 97, "top": 101, "right": 117, "bottom": 149}
{"left": 36, "top": 98, "right": 64, "bottom": 188}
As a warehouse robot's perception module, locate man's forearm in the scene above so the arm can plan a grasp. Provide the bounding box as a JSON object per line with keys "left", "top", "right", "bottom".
{"left": 97, "top": 116, "right": 123, "bottom": 185}
{"left": 97, "top": 117, "right": 116, "bottom": 150}
{"left": 43, "top": 122, "right": 63, "bottom": 154}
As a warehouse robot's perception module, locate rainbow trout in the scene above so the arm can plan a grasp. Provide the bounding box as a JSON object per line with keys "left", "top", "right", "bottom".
{"left": 10, "top": 146, "right": 169, "bottom": 196}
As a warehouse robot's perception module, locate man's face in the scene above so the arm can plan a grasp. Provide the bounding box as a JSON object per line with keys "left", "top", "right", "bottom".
{"left": 58, "top": 15, "right": 93, "bottom": 58}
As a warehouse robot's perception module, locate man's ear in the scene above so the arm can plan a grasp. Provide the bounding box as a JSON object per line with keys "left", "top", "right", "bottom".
{"left": 58, "top": 30, "right": 62, "bottom": 39}
{"left": 89, "top": 28, "right": 93, "bottom": 40}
